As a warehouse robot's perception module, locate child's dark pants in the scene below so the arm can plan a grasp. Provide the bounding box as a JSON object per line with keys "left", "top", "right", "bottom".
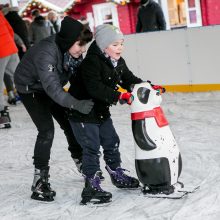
{"left": 69, "top": 118, "right": 121, "bottom": 177}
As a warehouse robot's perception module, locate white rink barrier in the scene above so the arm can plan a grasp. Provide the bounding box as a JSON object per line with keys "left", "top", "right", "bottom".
{"left": 123, "top": 25, "right": 220, "bottom": 92}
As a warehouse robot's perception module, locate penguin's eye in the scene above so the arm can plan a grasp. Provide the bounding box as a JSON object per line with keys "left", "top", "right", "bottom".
{"left": 137, "top": 87, "right": 150, "bottom": 104}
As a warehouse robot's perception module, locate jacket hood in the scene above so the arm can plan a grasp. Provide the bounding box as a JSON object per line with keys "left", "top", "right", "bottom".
{"left": 87, "top": 40, "right": 103, "bottom": 56}
{"left": 141, "top": 0, "right": 153, "bottom": 6}
{"left": 5, "top": 11, "right": 22, "bottom": 22}
{"left": 34, "top": 16, "right": 46, "bottom": 25}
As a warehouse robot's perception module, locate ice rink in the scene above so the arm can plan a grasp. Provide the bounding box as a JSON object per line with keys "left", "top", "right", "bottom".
{"left": 1, "top": 92, "right": 220, "bottom": 220}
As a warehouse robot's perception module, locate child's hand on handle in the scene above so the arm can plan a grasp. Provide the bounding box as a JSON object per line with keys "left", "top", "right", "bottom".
{"left": 118, "top": 92, "right": 134, "bottom": 105}
{"left": 152, "top": 85, "right": 166, "bottom": 94}
{"left": 147, "top": 80, "right": 166, "bottom": 94}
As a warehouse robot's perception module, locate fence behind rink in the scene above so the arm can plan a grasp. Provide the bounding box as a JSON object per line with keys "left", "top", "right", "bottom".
{"left": 123, "top": 25, "right": 220, "bottom": 92}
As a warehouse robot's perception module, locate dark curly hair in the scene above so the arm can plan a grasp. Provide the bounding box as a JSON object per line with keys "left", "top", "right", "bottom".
{"left": 78, "top": 27, "right": 93, "bottom": 46}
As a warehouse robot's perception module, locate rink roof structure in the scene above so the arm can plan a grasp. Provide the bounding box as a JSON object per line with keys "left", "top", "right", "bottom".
{"left": 19, "top": 0, "right": 75, "bottom": 13}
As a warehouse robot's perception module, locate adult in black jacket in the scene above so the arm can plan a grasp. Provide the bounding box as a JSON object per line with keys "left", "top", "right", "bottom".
{"left": 14, "top": 17, "right": 93, "bottom": 202}
{"left": 136, "top": 0, "right": 166, "bottom": 33}
{"left": 3, "top": 6, "right": 30, "bottom": 58}
{"left": 68, "top": 24, "right": 142, "bottom": 205}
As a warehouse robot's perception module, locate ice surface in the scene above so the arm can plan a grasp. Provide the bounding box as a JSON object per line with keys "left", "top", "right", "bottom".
{"left": 1, "top": 92, "right": 220, "bottom": 220}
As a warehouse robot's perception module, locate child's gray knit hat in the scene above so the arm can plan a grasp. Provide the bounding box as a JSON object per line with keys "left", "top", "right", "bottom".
{"left": 95, "top": 24, "right": 124, "bottom": 51}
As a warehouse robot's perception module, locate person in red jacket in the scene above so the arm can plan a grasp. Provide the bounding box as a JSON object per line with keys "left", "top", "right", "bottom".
{"left": 0, "top": 11, "right": 19, "bottom": 128}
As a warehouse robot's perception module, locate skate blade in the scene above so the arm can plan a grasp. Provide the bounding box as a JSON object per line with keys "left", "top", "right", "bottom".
{"left": 143, "top": 191, "right": 188, "bottom": 199}
{"left": 80, "top": 197, "right": 112, "bottom": 206}
{"left": 142, "top": 185, "right": 200, "bottom": 199}
{"left": 31, "top": 192, "right": 54, "bottom": 202}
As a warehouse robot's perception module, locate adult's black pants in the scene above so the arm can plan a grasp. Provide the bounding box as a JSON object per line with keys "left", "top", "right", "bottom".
{"left": 19, "top": 92, "right": 82, "bottom": 169}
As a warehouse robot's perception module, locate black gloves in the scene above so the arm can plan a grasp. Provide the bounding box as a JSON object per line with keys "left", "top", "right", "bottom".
{"left": 71, "top": 98, "right": 94, "bottom": 114}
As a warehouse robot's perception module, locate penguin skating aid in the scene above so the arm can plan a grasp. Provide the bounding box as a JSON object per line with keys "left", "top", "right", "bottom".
{"left": 130, "top": 82, "right": 183, "bottom": 196}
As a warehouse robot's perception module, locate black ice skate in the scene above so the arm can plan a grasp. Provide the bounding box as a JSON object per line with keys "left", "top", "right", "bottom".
{"left": 7, "top": 91, "right": 17, "bottom": 105}
{"left": 80, "top": 171, "right": 112, "bottom": 205}
{"left": 0, "top": 107, "right": 11, "bottom": 129}
{"left": 106, "top": 165, "right": 140, "bottom": 189}
{"left": 31, "top": 167, "right": 56, "bottom": 202}
{"left": 73, "top": 157, "right": 105, "bottom": 181}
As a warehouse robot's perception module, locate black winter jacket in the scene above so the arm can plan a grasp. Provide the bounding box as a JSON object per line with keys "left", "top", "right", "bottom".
{"left": 5, "top": 11, "right": 30, "bottom": 49}
{"left": 14, "top": 35, "right": 77, "bottom": 108}
{"left": 136, "top": 0, "right": 166, "bottom": 33}
{"left": 68, "top": 41, "right": 142, "bottom": 123}
{"left": 29, "top": 16, "right": 51, "bottom": 44}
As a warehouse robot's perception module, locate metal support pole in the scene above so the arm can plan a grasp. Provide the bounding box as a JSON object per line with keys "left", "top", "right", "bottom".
{"left": 10, "top": 0, "right": 18, "bottom": 7}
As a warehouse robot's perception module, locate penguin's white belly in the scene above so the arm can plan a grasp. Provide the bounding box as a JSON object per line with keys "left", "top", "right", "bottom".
{"left": 135, "top": 118, "right": 179, "bottom": 159}
{"left": 134, "top": 118, "right": 180, "bottom": 185}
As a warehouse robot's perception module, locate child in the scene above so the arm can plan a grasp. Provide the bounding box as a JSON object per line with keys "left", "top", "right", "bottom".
{"left": 68, "top": 24, "right": 143, "bottom": 205}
